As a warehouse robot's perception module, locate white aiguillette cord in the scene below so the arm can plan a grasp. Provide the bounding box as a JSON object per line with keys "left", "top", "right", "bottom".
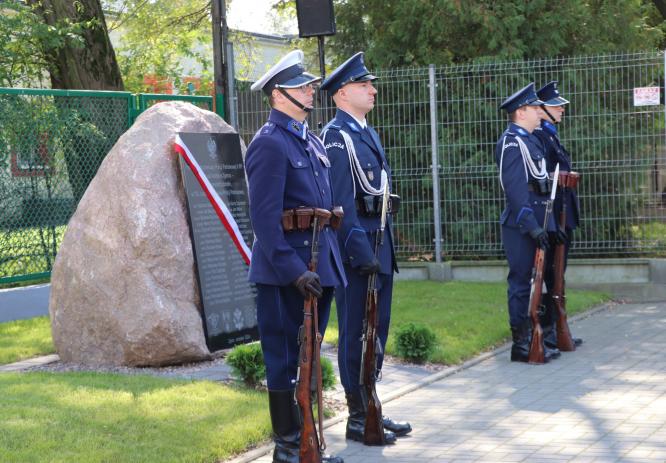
{"left": 516, "top": 136, "right": 547, "bottom": 180}
{"left": 340, "top": 130, "right": 387, "bottom": 196}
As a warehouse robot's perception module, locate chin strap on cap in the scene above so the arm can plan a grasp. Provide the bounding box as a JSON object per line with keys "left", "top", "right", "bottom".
{"left": 278, "top": 87, "right": 313, "bottom": 113}
{"left": 541, "top": 105, "right": 557, "bottom": 124}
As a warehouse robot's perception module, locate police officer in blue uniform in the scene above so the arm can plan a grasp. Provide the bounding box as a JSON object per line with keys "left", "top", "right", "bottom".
{"left": 534, "top": 81, "right": 583, "bottom": 349}
{"left": 321, "top": 52, "right": 411, "bottom": 444}
{"left": 495, "top": 82, "right": 561, "bottom": 363}
{"left": 245, "top": 50, "right": 346, "bottom": 463}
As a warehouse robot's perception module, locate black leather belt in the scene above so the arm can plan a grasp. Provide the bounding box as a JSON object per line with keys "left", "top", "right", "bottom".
{"left": 355, "top": 194, "right": 401, "bottom": 217}
{"left": 527, "top": 180, "right": 551, "bottom": 195}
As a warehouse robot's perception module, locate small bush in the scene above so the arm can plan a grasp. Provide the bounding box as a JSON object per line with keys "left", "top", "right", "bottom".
{"left": 320, "top": 356, "right": 336, "bottom": 390}
{"left": 226, "top": 342, "right": 336, "bottom": 390}
{"left": 395, "top": 322, "right": 437, "bottom": 363}
{"left": 226, "top": 342, "right": 266, "bottom": 386}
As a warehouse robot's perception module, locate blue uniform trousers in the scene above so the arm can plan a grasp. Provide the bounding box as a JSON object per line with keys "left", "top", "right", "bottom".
{"left": 501, "top": 225, "right": 538, "bottom": 327}
{"left": 336, "top": 264, "right": 392, "bottom": 392}
{"left": 256, "top": 283, "right": 334, "bottom": 390}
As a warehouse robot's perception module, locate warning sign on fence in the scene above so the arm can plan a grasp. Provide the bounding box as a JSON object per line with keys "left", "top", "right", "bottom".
{"left": 633, "top": 86, "right": 661, "bottom": 106}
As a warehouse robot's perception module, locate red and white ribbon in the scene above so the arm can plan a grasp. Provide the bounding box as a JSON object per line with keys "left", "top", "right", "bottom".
{"left": 174, "top": 134, "right": 252, "bottom": 266}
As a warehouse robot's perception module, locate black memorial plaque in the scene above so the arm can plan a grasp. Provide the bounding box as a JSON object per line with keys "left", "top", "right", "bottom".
{"left": 178, "top": 132, "right": 258, "bottom": 351}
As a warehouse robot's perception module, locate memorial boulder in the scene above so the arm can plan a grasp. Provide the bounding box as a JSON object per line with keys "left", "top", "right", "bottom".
{"left": 49, "top": 101, "right": 240, "bottom": 366}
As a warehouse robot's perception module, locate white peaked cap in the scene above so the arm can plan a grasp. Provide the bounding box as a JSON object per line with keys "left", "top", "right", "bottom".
{"left": 250, "top": 50, "right": 321, "bottom": 95}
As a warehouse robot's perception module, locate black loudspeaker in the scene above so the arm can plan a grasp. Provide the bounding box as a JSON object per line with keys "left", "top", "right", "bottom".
{"left": 295, "top": 0, "right": 336, "bottom": 37}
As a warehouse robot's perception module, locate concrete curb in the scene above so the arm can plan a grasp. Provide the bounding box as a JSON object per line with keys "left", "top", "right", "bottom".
{"left": 0, "top": 354, "right": 60, "bottom": 372}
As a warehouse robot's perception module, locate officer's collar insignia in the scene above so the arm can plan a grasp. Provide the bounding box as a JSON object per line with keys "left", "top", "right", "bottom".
{"left": 288, "top": 119, "right": 307, "bottom": 139}
{"left": 515, "top": 126, "right": 528, "bottom": 136}
{"left": 542, "top": 120, "right": 558, "bottom": 135}
{"left": 346, "top": 121, "right": 360, "bottom": 133}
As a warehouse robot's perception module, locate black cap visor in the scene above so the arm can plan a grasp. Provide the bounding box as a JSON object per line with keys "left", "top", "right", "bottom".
{"left": 542, "top": 96, "right": 569, "bottom": 106}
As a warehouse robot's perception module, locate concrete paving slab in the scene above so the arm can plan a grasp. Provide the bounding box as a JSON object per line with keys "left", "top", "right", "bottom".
{"left": 232, "top": 302, "right": 666, "bottom": 462}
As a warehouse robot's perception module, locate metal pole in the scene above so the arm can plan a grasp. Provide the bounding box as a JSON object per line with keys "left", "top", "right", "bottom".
{"left": 212, "top": 0, "right": 229, "bottom": 119}
{"left": 429, "top": 64, "right": 442, "bottom": 263}
{"left": 226, "top": 41, "right": 238, "bottom": 129}
{"left": 317, "top": 36, "right": 326, "bottom": 80}
{"left": 316, "top": 36, "right": 327, "bottom": 130}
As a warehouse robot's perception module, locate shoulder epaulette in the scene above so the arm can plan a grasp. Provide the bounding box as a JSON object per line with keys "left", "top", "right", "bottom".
{"left": 322, "top": 119, "right": 341, "bottom": 133}
{"left": 260, "top": 121, "right": 276, "bottom": 135}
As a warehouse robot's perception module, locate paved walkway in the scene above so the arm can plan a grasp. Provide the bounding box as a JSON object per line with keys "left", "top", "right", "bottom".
{"left": 0, "top": 283, "right": 50, "bottom": 322}
{"left": 234, "top": 302, "right": 666, "bottom": 463}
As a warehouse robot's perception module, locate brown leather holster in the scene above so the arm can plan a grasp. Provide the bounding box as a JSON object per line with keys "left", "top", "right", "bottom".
{"left": 282, "top": 206, "right": 344, "bottom": 232}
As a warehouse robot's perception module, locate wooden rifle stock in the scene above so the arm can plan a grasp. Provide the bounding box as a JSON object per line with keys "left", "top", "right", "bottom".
{"left": 527, "top": 164, "right": 560, "bottom": 364}
{"left": 552, "top": 197, "right": 576, "bottom": 352}
{"left": 527, "top": 247, "right": 546, "bottom": 364}
{"left": 295, "top": 209, "right": 331, "bottom": 463}
{"left": 359, "top": 172, "right": 390, "bottom": 445}
{"left": 296, "top": 284, "right": 321, "bottom": 463}
{"left": 360, "top": 266, "right": 385, "bottom": 445}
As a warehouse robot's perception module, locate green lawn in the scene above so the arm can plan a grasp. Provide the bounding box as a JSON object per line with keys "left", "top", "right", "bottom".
{"left": 324, "top": 280, "right": 610, "bottom": 364}
{"left": 0, "top": 280, "right": 610, "bottom": 462}
{"left": 0, "top": 281, "right": 609, "bottom": 367}
{"left": 0, "top": 372, "right": 270, "bottom": 463}
{"left": 0, "top": 316, "right": 54, "bottom": 364}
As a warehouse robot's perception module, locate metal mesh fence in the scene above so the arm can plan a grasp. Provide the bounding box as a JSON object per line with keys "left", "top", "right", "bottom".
{"left": 0, "top": 88, "right": 212, "bottom": 284}
{"left": 235, "top": 52, "right": 666, "bottom": 261}
{"left": 1, "top": 52, "right": 664, "bottom": 283}
{"left": 433, "top": 52, "right": 665, "bottom": 259}
{"left": 0, "top": 89, "right": 133, "bottom": 283}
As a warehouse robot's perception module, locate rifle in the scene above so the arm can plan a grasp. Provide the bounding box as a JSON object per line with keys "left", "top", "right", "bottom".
{"left": 360, "top": 171, "right": 390, "bottom": 445}
{"left": 295, "top": 208, "right": 332, "bottom": 463}
{"left": 527, "top": 164, "right": 560, "bottom": 364}
{"left": 551, "top": 172, "right": 580, "bottom": 352}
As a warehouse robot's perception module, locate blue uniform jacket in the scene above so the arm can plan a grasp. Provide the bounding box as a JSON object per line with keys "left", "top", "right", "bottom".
{"left": 495, "top": 123, "right": 556, "bottom": 234}
{"left": 244, "top": 109, "right": 346, "bottom": 287}
{"left": 534, "top": 121, "right": 580, "bottom": 230}
{"left": 322, "top": 110, "right": 397, "bottom": 275}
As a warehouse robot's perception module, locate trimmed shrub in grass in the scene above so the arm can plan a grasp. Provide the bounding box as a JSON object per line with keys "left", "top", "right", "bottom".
{"left": 226, "top": 341, "right": 337, "bottom": 389}
{"left": 394, "top": 322, "right": 437, "bottom": 363}
{"left": 226, "top": 342, "right": 266, "bottom": 386}
{"left": 321, "top": 356, "right": 336, "bottom": 390}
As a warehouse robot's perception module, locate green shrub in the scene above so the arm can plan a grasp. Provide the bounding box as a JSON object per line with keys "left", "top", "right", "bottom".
{"left": 226, "top": 342, "right": 266, "bottom": 386}
{"left": 226, "top": 342, "right": 336, "bottom": 390}
{"left": 320, "top": 356, "right": 336, "bottom": 390}
{"left": 395, "top": 322, "right": 437, "bottom": 363}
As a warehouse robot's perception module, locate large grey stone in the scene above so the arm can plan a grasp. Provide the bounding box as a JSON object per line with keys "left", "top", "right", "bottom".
{"left": 49, "top": 101, "right": 238, "bottom": 366}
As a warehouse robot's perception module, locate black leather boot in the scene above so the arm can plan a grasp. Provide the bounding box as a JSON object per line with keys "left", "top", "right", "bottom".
{"left": 510, "top": 319, "right": 532, "bottom": 363}
{"left": 345, "top": 389, "right": 396, "bottom": 444}
{"left": 383, "top": 415, "right": 412, "bottom": 437}
{"left": 269, "top": 389, "right": 345, "bottom": 463}
{"left": 512, "top": 318, "right": 560, "bottom": 363}
{"left": 269, "top": 390, "right": 300, "bottom": 463}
